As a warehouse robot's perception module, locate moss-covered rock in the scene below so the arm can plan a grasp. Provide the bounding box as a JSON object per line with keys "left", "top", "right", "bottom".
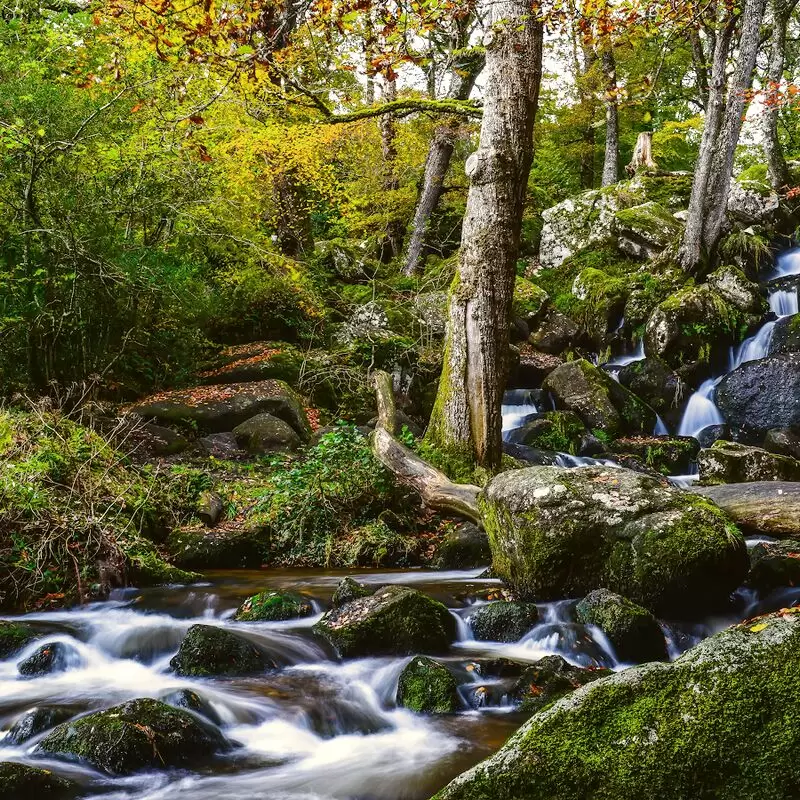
{"left": 510, "top": 654, "right": 610, "bottom": 713}
{"left": 199, "top": 342, "right": 305, "bottom": 385}
{"left": 234, "top": 590, "right": 314, "bottom": 622}
{"left": 570, "top": 268, "right": 628, "bottom": 342}
{"left": 746, "top": 540, "right": 800, "bottom": 595}
{"left": 513, "top": 277, "right": 549, "bottom": 326}
{"left": 575, "top": 589, "right": 668, "bottom": 663}
{"left": 432, "top": 522, "right": 491, "bottom": 570}
{"left": 698, "top": 441, "right": 800, "bottom": 485}
{"left": 312, "top": 585, "right": 456, "bottom": 658}
{"left": 170, "top": 624, "right": 274, "bottom": 676}
{"left": 37, "top": 698, "right": 229, "bottom": 775}
{"left": 609, "top": 436, "right": 699, "bottom": 476}
{"left": 6, "top": 706, "right": 77, "bottom": 745}
{"left": 396, "top": 656, "right": 460, "bottom": 713}
{"left": 769, "top": 313, "right": 800, "bottom": 357}
{"left": 528, "top": 311, "right": 579, "bottom": 355}
{"left": 542, "top": 360, "right": 656, "bottom": 437}
{"left": 434, "top": 608, "right": 800, "bottom": 800}
{"left": 18, "top": 642, "right": 78, "bottom": 676}
{"left": 160, "top": 689, "right": 222, "bottom": 725}
{"left": 468, "top": 602, "right": 539, "bottom": 643}
{"left": 232, "top": 413, "right": 302, "bottom": 453}
{"left": 479, "top": 466, "right": 747, "bottom": 615}
{"left": 0, "top": 762, "right": 77, "bottom": 799}
{"left": 517, "top": 411, "right": 586, "bottom": 455}
{"left": 614, "top": 201, "right": 683, "bottom": 260}
{"left": 0, "top": 621, "right": 37, "bottom": 658}
{"left": 331, "top": 576, "right": 373, "bottom": 608}
{"left": 617, "top": 357, "right": 684, "bottom": 421}
{"left": 707, "top": 265, "right": 766, "bottom": 314}
{"left": 166, "top": 526, "right": 264, "bottom": 570}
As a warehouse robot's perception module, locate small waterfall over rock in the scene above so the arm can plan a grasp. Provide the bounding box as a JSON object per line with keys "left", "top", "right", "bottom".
{"left": 501, "top": 389, "right": 539, "bottom": 441}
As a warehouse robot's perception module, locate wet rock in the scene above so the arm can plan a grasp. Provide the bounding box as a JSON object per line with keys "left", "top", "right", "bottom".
{"left": 331, "top": 577, "right": 373, "bottom": 608}
{"left": 234, "top": 591, "right": 314, "bottom": 622}
{"left": 166, "top": 527, "right": 264, "bottom": 570}
{"left": 433, "top": 609, "right": 800, "bottom": 800}
{"left": 0, "top": 762, "right": 77, "bottom": 799}
{"left": 432, "top": 523, "right": 491, "bottom": 570}
{"left": 691, "top": 482, "right": 800, "bottom": 538}
{"left": 509, "top": 654, "right": 609, "bottom": 713}
{"left": 170, "top": 624, "right": 274, "bottom": 677}
{"left": 396, "top": 656, "right": 460, "bottom": 714}
{"left": 707, "top": 264, "right": 766, "bottom": 314}
{"left": 18, "top": 642, "right": 79, "bottom": 676}
{"left": 617, "top": 357, "right": 685, "bottom": 422}
{"left": 6, "top": 706, "right": 77, "bottom": 745}
{"left": 717, "top": 353, "right": 800, "bottom": 435}
{"left": 575, "top": 589, "right": 668, "bottom": 663}
{"left": 769, "top": 314, "right": 800, "bottom": 356}
{"left": 746, "top": 540, "right": 800, "bottom": 595}
{"left": 468, "top": 602, "right": 539, "bottom": 643}
{"left": 542, "top": 359, "right": 656, "bottom": 436}
{"left": 529, "top": 311, "right": 579, "bottom": 355}
{"left": 696, "top": 424, "right": 729, "bottom": 449}
{"left": 517, "top": 411, "right": 586, "bottom": 454}
{"left": 609, "top": 436, "right": 699, "bottom": 475}
{"left": 160, "top": 689, "right": 222, "bottom": 725}
{"left": 129, "top": 380, "right": 311, "bottom": 439}
{"left": 480, "top": 466, "right": 747, "bottom": 615}
{"left": 233, "top": 413, "right": 302, "bottom": 454}
{"left": 313, "top": 585, "right": 456, "bottom": 658}
{"left": 698, "top": 441, "right": 800, "bottom": 485}
{"left": 578, "top": 433, "right": 606, "bottom": 457}
{"left": 614, "top": 201, "right": 682, "bottom": 260}
{"left": 763, "top": 427, "right": 800, "bottom": 459}
{"left": 37, "top": 698, "right": 229, "bottom": 775}
{"left": 0, "top": 621, "right": 37, "bottom": 659}
{"left": 502, "top": 442, "right": 558, "bottom": 466}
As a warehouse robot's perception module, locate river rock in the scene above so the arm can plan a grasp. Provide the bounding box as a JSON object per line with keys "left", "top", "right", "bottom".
{"left": 517, "top": 411, "right": 585, "bottom": 454}
{"left": 609, "top": 436, "right": 699, "bottom": 475}
{"left": 717, "top": 353, "right": 800, "bottom": 435}
{"left": 160, "top": 689, "right": 222, "bottom": 725}
{"left": 434, "top": 608, "right": 800, "bottom": 800}
{"left": 468, "top": 602, "right": 539, "bottom": 643}
{"left": 37, "top": 698, "right": 229, "bottom": 775}
{"left": 509, "top": 655, "right": 610, "bottom": 713}
{"left": 6, "top": 706, "right": 77, "bottom": 745}
{"left": 480, "top": 466, "right": 747, "bottom": 614}
{"left": 129, "top": 380, "right": 311, "bottom": 439}
{"left": 233, "top": 413, "right": 302, "bottom": 453}
{"left": 763, "top": 427, "right": 800, "bottom": 459}
{"left": 542, "top": 360, "right": 656, "bottom": 437}
{"left": 331, "top": 577, "right": 373, "bottom": 608}
{"left": 18, "top": 642, "right": 79, "bottom": 677}
{"left": 707, "top": 264, "right": 766, "bottom": 314}
{"left": 746, "top": 540, "right": 800, "bottom": 595}
{"left": 234, "top": 591, "right": 314, "bottom": 622}
{"left": 0, "top": 621, "right": 37, "bottom": 659}
{"left": 691, "top": 482, "right": 800, "bottom": 538}
{"left": 528, "top": 311, "right": 579, "bottom": 355}
{"left": 769, "top": 314, "right": 800, "bottom": 356}
{"left": 432, "top": 522, "right": 491, "bottom": 570}
{"left": 575, "top": 589, "right": 668, "bottom": 663}
{"left": 312, "top": 585, "right": 456, "bottom": 658}
{"left": 166, "top": 527, "right": 264, "bottom": 570}
{"left": 396, "top": 656, "right": 460, "bottom": 714}
{"left": 617, "top": 357, "right": 685, "bottom": 422}
{"left": 0, "top": 762, "right": 77, "bottom": 799}
{"left": 698, "top": 441, "right": 800, "bottom": 484}
{"left": 170, "top": 624, "right": 274, "bottom": 677}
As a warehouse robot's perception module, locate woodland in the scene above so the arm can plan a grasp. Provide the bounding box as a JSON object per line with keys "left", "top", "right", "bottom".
{"left": 1, "top": 0, "right": 800, "bottom": 798}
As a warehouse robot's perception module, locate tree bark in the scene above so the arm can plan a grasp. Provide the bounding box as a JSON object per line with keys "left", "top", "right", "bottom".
{"left": 425, "top": 0, "right": 543, "bottom": 469}
{"left": 272, "top": 168, "right": 313, "bottom": 257}
{"left": 762, "top": 0, "right": 798, "bottom": 190}
{"left": 600, "top": 47, "right": 620, "bottom": 187}
{"left": 403, "top": 50, "right": 485, "bottom": 276}
{"left": 378, "top": 78, "right": 404, "bottom": 262}
{"left": 578, "top": 43, "right": 599, "bottom": 189}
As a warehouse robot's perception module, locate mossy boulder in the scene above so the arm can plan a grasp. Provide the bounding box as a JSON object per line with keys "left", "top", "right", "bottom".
{"left": 199, "top": 342, "right": 304, "bottom": 385}
{"left": 0, "top": 621, "right": 37, "bottom": 658}
{"left": 644, "top": 285, "right": 746, "bottom": 368}
{"left": 746, "top": 540, "right": 800, "bottom": 595}
{"left": 396, "top": 656, "right": 460, "bottom": 713}
{"left": 170, "top": 624, "right": 274, "bottom": 677}
{"left": 6, "top": 706, "right": 77, "bottom": 745}
{"left": 517, "top": 411, "right": 586, "bottom": 454}
{"left": 570, "top": 268, "right": 628, "bottom": 343}
{"left": 479, "top": 466, "right": 747, "bottom": 615}
{"left": 232, "top": 413, "right": 302, "bottom": 453}
{"left": 0, "top": 763, "right": 77, "bottom": 799}
{"left": 434, "top": 609, "right": 800, "bottom": 800}
{"left": 769, "top": 314, "right": 800, "bottom": 357}
{"left": 617, "top": 357, "right": 684, "bottom": 421}
{"left": 542, "top": 360, "right": 656, "bottom": 437}
{"left": 312, "top": 585, "right": 457, "bottom": 658}
{"left": 513, "top": 277, "right": 549, "bottom": 325}
{"left": 331, "top": 576, "right": 373, "bottom": 608}
{"left": 166, "top": 526, "right": 264, "bottom": 570}
{"left": 432, "top": 522, "right": 491, "bottom": 570}
{"left": 707, "top": 265, "right": 766, "bottom": 314}
{"left": 614, "top": 201, "right": 682, "bottom": 260}
{"left": 698, "top": 441, "right": 800, "bottom": 485}
{"left": 510, "top": 654, "right": 610, "bottom": 713}
{"left": 18, "top": 642, "right": 79, "bottom": 676}
{"left": 234, "top": 590, "right": 314, "bottom": 622}
{"left": 468, "top": 602, "right": 539, "bottom": 643}
{"left": 575, "top": 589, "right": 668, "bottom": 663}
{"left": 37, "top": 698, "right": 229, "bottom": 775}
{"left": 609, "top": 436, "right": 699, "bottom": 476}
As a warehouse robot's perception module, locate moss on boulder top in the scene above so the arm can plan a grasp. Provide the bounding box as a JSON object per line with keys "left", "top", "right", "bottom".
{"left": 479, "top": 466, "right": 747, "bottom": 615}
{"left": 0, "top": 621, "right": 37, "bottom": 658}
{"left": 396, "top": 656, "right": 460, "bottom": 714}
{"left": 37, "top": 698, "right": 229, "bottom": 775}
{"left": 468, "top": 602, "right": 539, "bottom": 643}
{"left": 313, "top": 585, "right": 456, "bottom": 658}
{"left": 698, "top": 441, "right": 800, "bottom": 485}
{"left": 0, "top": 762, "right": 77, "bottom": 799}
{"left": 433, "top": 608, "right": 800, "bottom": 800}
{"left": 170, "top": 624, "right": 274, "bottom": 676}
{"left": 234, "top": 590, "right": 314, "bottom": 622}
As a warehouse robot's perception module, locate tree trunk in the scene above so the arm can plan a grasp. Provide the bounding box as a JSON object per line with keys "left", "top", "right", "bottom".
{"left": 425, "top": 0, "right": 543, "bottom": 469}
{"left": 378, "top": 78, "right": 404, "bottom": 262}
{"left": 578, "top": 43, "right": 599, "bottom": 189}
{"left": 402, "top": 51, "right": 484, "bottom": 276}
{"left": 272, "top": 168, "right": 313, "bottom": 257}
{"left": 601, "top": 48, "right": 620, "bottom": 187}
{"left": 627, "top": 132, "right": 658, "bottom": 175}
{"left": 701, "top": 0, "right": 768, "bottom": 255}
{"left": 690, "top": 29, "right": 710, "bottom": 109}
{"left": 762, "top": 0, "right": 797, "bottom": 190}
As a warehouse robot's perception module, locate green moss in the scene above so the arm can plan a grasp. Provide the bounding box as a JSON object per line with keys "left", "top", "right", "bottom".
{"left": 170, "top": 624, "right": 271, "bottom": 677}
{"left": 635, "top": 173, "right": 694, "bottom": 209}
{"left": 0, "top": 620, "right": 37, "bottom": 657}
{"left": 468, "top": 601, "right": 539, "bottom": 643}
{"left": 0, "top": 762, "right": 76, "bottom": 799}
{"left": 234, "top": 590, "right": 314, "bottom": 622}
{"left": 512, "top": 655, "right": 610, "bottom": 714}
{"left": 513, "top": 277, "right": 549, "bottom": 321}
{"left": 396, "top": 656, "right": 460, "bottom": 713}
{"left": 521, "top": 412, "right": 586, "bottom": 455}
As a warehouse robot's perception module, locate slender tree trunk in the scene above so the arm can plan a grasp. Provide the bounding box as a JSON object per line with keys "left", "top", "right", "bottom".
{"left": 272, "top": 167, "right": 313, "bottom": 257}
{"left": 601, "top": 48, "right": 620, "bottom": 187}
{"left": 402, "top": 52, "right": 484, "bottom": 276}
{"left": 378, "top": 78, "right": 404, "bottom": 262}
{"left": 425, "top": 0, "right": 543, "bottom": 469}
{"left": 763, "top": 0, "right": 797, "bottom": 190}
{"left": 579, "top": 43, "right": 599, "bottom": 189}
{"left": 690, "top": 29, "right": 710, "bottom": 108}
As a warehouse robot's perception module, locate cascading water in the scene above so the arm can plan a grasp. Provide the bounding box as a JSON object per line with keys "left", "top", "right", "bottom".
{"left": 677, "top": 378, "right": 724, "bottom": 438}
{"left": 501, "top": 389, "right": 539, "bottom": 441}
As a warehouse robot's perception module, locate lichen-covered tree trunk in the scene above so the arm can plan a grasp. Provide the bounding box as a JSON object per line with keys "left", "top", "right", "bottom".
{"left": 403, "top": 53, "right": 484, "bottom": 276}
{"left": 600, "top": 48, "right": 619, "bottom": 187}
{"left": 762, "top": 0, "right": 798, "bottom": 190}
{"left": 378, "top": 78, "right": 404, "bottom": 262}
{"left": 426, "top": 0, "right": 543, "bottom": 469}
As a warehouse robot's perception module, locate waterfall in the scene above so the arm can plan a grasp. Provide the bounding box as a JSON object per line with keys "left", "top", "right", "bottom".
{"left": 501, "top": 389, "right": 539, "bottom": 441}
{"left": 604, "top": 338, "right": 645, "bottom": 368}
{"left": 677, "top": 378, "right": 724, "bottom": 438}
{"left": 771, "top": 246, "right": 800, "bottom": 279}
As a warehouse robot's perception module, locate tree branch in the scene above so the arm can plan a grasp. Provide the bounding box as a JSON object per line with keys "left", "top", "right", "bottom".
{"left": 325, "top": 98, "right": 482, "bottom": 125}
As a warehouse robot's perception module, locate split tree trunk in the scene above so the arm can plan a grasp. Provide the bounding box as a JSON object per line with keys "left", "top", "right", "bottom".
{"left": 425, "top": 0, "right": 544, "bottom": 469}
{"left": 600, "top": 48, "right": 620, "bottom": 187}
{"left": 627, "top": 132, "right": 657, "bottom": 174}
{"left": 402, "top": 51, "right": 485, "bottom": 276}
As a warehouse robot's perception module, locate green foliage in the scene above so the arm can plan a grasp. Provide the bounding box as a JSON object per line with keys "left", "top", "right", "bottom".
{"left": 719, "top": 230, "right": 772, "bottom": 272}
